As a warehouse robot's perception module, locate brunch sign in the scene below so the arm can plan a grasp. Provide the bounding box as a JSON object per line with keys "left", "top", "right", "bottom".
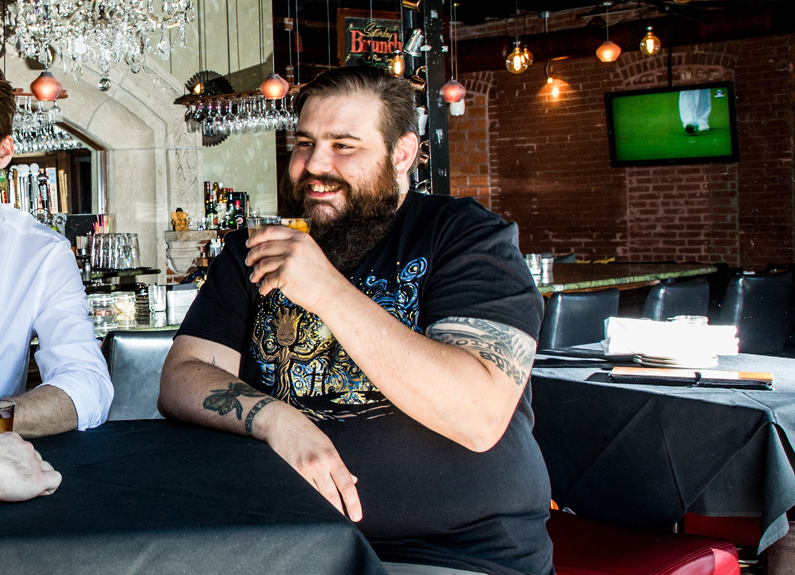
{"left": 337, "top": 9, "right": 401, "bottom": 68}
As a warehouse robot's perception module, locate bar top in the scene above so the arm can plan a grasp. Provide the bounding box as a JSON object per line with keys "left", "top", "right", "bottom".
{"left": 536, "top": 263, "right": 718, "bottom": 294}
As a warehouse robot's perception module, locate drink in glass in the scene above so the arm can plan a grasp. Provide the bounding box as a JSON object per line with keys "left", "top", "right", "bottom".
{"left": 247, "top": 215, "right": 281, "bottom": 238}
{"left": 281, "top": 218, "right": 311, "bottom": 233}
{"left": 0, "top": 400, "right": 15, "bottom": 433}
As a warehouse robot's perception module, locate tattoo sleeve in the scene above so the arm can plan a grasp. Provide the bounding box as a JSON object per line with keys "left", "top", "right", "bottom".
{"left": 426, "top": 317, "right": 537, "bottom": 386}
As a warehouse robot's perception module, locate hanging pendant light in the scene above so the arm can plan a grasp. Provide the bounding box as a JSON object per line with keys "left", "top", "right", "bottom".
{"left": 506, "top": 42, "right": 529, "bottom": 74}
{"left": 260, "top": 73, "right": 289, "bottom": 100}
{"left": 596, "top": 7, "right": 621, "bottom": 63}
{"left": 30, "top": 71, "right": 63, "bottom": 102}
{"left": 440, "top": 79, "right": 466, "bottom": 103}
{"left": 596, "top": 41, "right": 621, "bottom": 63}
{"left": 640, "top": 26, "right": 661, "bottom": 56}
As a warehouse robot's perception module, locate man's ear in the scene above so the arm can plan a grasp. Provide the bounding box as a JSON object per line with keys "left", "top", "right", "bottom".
{"left": 0, "top": 135, "right": 13, "bottom": 169}
{"left": 392, "top": 132, "right": 419, "bottom": 181}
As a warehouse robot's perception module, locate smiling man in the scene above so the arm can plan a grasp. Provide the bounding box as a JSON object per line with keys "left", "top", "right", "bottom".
{"left": 159, "top": 66, "right": 552, "bottom": 575}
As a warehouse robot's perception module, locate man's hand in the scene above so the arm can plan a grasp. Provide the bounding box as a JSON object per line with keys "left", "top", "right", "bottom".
{"left": 253, "top": 400, "right": 361, "bottom": 522}
{"left": 245, "top": 226, "right": 350, "bottom": 314}
{"left": 0, "top": 432, "right": 62, "bottom": 502}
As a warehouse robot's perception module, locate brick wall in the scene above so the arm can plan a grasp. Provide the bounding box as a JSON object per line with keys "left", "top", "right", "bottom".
{"left": 449, "top": 28, "right": 795, "bottom": 269}
{"left": 448, "top": 72, "right": 493, "bottom": 209}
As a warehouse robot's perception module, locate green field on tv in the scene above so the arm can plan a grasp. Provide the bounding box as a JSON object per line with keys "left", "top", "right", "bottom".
{"left": 611, "top": 88, "right": 733, "bottom": 162}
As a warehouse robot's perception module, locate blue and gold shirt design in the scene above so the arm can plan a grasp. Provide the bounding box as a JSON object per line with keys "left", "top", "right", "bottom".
{"left": 249, "top": 257, "right": 428, "bottom": 421}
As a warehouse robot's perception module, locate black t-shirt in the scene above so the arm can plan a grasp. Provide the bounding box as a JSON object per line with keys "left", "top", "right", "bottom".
{"left": 178, "top": 192, "right": 553, "bottom": 575}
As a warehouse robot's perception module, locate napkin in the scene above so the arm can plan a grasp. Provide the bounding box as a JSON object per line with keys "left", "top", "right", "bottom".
{"left": 601, "top": 317, "right": 738, "bottom": 357}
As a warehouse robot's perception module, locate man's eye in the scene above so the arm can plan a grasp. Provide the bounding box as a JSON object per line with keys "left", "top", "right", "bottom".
{"left": 334, "top": 143, "right": 353, "bottom": 150}
{"left": 297, "top": 141, "right": 313, "bottom": 147}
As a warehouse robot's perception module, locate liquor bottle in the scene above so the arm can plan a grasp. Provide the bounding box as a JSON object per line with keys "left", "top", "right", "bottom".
{"left": 206, "top": 191, "right": 218, "bottom": 229}
{"left": 229, "top": 200, "right": 246, "bottom": 229}
{"left": 204, "top": 181, "right": 211, "bottom": 217}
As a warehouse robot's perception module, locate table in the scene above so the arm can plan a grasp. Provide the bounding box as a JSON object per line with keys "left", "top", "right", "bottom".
{"left": 0, "top": 420, "right": 387, "bottom": 575}
{"left": 536, "top": 263, "right": 717, "bottom": 294}
{"left": 531, "top": 349, "right": 795, "bottom": 553}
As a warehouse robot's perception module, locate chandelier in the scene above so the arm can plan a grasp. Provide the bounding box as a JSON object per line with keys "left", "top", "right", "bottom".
{"left": 5, "top": 0, "right": 195, "bottom": 90}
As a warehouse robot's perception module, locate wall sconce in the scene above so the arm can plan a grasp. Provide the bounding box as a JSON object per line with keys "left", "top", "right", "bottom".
{"left": 640, "top": 26, "right": 661, "bottom": 56}
{"left": 544, "top": 62, "right": 560, "bottom": 99}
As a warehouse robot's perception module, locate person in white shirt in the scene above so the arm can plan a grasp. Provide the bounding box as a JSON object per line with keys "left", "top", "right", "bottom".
{"left": 0, "top": 71, "right": 113, "bottom": 437}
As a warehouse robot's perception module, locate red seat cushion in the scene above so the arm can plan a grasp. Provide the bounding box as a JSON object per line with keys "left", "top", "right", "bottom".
{"left": 683, "top": 513, "right": 761, "bottom": 548}
{"left": 547, "top": 510, "right": 740, "bottom": 575}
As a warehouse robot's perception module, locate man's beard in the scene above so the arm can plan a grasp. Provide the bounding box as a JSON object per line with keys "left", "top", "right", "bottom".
{"left": 278, "top": 160, "right": 400, "bottom": 276}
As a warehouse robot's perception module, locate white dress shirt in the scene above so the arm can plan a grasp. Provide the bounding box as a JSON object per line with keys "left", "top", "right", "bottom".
{"left": 0, "top": 205, "right": 113, "bottom": 429}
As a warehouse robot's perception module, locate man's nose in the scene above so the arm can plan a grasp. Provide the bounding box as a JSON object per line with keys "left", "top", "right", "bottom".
{"left": 304, "top": 145, "right": 334, "bottom": 175}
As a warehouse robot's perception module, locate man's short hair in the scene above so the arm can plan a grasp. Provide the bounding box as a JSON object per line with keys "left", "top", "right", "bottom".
{"left": 0, "top": 72, "right": 15, "bottom": 140}
{"left": 295, "top": 66, "right": 419, "bottom": 171}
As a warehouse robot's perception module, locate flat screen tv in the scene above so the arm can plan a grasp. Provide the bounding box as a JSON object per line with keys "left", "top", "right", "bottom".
{"left": 604, "top": 82, "right": 739, "bottom": 167}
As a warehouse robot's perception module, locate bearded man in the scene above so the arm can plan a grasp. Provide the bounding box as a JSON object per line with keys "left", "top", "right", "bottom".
{"left": 160, "top": 66, "right": 552, "bottom": 575}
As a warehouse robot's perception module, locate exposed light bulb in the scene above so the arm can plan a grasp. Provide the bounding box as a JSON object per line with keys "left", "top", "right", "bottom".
{"left": 260, "top": 73, "right": 289, "bottom": 99}
{"left": 505, "top": 43, "right": 529, "bottom": 74}
{"left": 546, "top": 76, "right": 553, "bottom": 84}
{"left": 596, "top": 40, "right": 621, "bottom": 63}
{"left": 440, "top": 79, "right": 466, "bottom": 103}
{"left": 640, "top": 26, "right": 661, "bottom": 56}
{"left": 192, "top": 82, "right": 204, "bottom": 95}
{"left": 522, "top": 47, "right": 533, "bottom": 66}
{"left": 551, "top": 85, "right": 560, "bottom": 97}
{"left": 388, "top": 52, "right": 404, "bottom": 77}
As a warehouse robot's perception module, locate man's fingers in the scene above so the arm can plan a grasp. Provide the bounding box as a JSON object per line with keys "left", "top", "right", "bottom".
{"left": 331, "top": 464, "right": 362, "bottom": 522}
{"left": 39, "top": 470, "right": 62, "bottom": 496}
{"left": 39, "top": 459, "right": 55, "bottom": 473}
{"left": 313, "top": 474, "right": 345, "bottom": 516}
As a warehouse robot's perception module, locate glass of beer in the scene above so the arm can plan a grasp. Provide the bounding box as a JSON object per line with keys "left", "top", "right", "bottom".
{"left": 280, "top": 218, "right": 311, "bottom": 233}
{"left": 247, "top": 215, "right": 281, "bottom": 238}
{"left": 0, "top": 400, "right": 15, "bottom": 433}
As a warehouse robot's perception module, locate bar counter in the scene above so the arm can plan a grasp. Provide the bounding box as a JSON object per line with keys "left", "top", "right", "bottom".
{"left": 536, "top": 263, "right": 718, "bottom": 294}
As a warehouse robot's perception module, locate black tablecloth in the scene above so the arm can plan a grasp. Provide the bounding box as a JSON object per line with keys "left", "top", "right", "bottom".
{"left": 0, "top": 420, "right": 387, "bottom": 575}
{"left": 531, "top": 350, "right": 795, "bottom": 553}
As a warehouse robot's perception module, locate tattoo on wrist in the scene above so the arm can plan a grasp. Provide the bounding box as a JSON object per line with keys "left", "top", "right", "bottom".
{"left": 245, "top": 397, "right": 276, "bottom": 437}
{"left": 203, "top": 382, "right": 268, "bottom": 420}
{"left": 427, "top": 317, "right": 537, "bottom": 387}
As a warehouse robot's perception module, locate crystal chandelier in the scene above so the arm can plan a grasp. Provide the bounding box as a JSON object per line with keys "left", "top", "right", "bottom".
{"left": 6, "top": 0, "right": 195, "bottom": 90}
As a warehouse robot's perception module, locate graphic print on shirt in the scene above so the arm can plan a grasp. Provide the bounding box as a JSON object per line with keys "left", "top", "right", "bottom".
{"left": 250, "top": 257, "right": 428, "bottom": 421}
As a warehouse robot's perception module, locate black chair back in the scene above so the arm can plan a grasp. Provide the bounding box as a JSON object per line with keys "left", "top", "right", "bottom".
{"left": 716, "top": 271, "right": 793, "bottom": 354}
{"left": 101, "top": 330, "right": 177, "bottom": 421}
{"left": 642, "top": 279, "right": 709, "bottom": 321}
{"left": 538, "top": 289, "right": 619, "bottom": 350}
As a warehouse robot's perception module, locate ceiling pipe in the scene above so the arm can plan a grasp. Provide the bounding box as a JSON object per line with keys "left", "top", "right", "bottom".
{"left": 457, "top": 7, "right": 795, "bottom": 74}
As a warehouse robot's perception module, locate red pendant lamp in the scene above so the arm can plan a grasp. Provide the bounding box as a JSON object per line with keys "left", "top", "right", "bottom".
{"left": 440, "top": 79, "right": 466, "bottom": 104}
{"left": 30, "top": 71, "right": 63, "bottom": 101}
{"left": 260, "top": 73, "right": 289, "bottom": 100}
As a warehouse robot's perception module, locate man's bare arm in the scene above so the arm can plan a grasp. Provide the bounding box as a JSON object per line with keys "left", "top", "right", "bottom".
{"left": 158, "top": 335, "right": 362, "bottom": 521}
{"left": 12, "top": 386, "right": 78, "bottom": 438}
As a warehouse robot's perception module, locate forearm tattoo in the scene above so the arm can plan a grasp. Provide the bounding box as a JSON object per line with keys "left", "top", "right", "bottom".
{"left": 203, "top": 382, "right": 269, "bottom": 420}
{"left": 245, "top": 397, "right": 276, "bottom": 437}
{"left": 426, "top": 317, "right": 537, "bottom": 386}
